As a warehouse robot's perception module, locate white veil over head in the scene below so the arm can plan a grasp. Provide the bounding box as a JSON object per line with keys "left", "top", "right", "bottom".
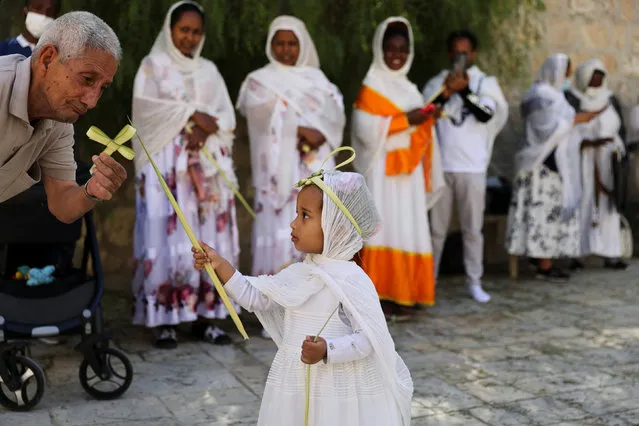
{"left": 265, "top": 15, "right": 320, "bottom": 68}
{"left": 320, "top": 170, "right": 380, "bottom": 261}
{"left": 149, "top": 0, "right": 205, "bottom": 73}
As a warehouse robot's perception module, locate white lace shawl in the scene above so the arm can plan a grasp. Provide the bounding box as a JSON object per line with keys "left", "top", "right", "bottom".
{"left": 516, "top": 54, "right": 582, "bottom": 217}
{"left": 131, "top": 1, "right": 236, "bottom": 179}
{"left": 236, "top": 16, "right": 345, "bottom": 208}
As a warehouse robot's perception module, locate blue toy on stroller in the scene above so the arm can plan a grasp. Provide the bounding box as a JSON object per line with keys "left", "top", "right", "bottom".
{"left": 0, "top": 163, "right": 133, "bottom": 411}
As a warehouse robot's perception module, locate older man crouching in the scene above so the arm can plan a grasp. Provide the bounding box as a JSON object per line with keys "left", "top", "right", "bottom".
{"left": 0, "top": 11, "right": 126, "bottom": 223}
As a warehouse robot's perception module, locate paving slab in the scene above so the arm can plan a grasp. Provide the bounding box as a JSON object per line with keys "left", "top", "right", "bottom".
{"left": 2, "top": 262, "right": 639, "bottom": 425}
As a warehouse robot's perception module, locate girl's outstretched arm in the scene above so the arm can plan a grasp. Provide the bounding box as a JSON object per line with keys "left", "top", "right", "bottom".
{"left": 192, "top": 242, "right": 275, "bottom": 312}
{"left": 192, "top": 241, "right": 236, "bottom": 283}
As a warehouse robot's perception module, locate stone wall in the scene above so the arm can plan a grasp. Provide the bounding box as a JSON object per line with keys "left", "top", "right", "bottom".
{"left": 538, "top": 0, "right": 639, "bottom": 110}
{"left": 491, "top": 0, "right": 639, "bottom": 181}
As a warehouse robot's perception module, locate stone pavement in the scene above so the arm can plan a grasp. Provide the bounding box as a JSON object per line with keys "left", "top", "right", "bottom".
{"left": 2, "top": 261, "right": 639, "bottom": 426}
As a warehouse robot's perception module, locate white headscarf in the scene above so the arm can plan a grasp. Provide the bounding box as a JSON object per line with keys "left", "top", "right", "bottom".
{"left": 132, "top": 1, "right": 236, "bottom": 174}
{"left": 369, "top": 16, "right": 414, "bottom": 77}
{"left": 359, "top": 17, "right": 416, "bottom": 105}
{"left": 517, "top": 53, "right": 581, "bottom": 217}
{"left": 517, "top": 53, "right": 575, "bottom": 167}
{"left": 352, "top": 17, "right": 421, "bottom": 172}
{"left": 246, "top": 170, "right": 413, "bottom": 425}
{"left": 149, "top": 0, "right": 205, "bottom": 73}
{"left": 569, "top": 59, "right": 612, "bottom": 112}
{"left": 236, "top": 16, "right": 345, "bottom": 207}
{"left": 265, "top": 15, "right": 320, "bottom": 68}
{"left": 536, "top": 53, "right": 570, "bottom": 90}
{"left": 320, "top": 171, "right": 380, "bottom": 260}
{"left": 350, "top": 17, "right": 446, "bottom": 208}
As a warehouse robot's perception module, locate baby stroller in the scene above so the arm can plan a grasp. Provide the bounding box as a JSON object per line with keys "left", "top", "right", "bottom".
{"left": 0, "top": 162, "right": 133, "bottom": 411}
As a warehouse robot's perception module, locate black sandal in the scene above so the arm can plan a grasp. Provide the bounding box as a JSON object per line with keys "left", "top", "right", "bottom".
{"left": 155, "top": 327, "right": 177, "bottom": 349}
{"left": 536, "top": 266, "right": 570, "bottom": 283}
{"left": 199, "top": 325, "right": 233, "bottom": 345}
{"left": 604, "top": 259, "right": 629, "bottom": 270}
{"left": 569, "top": 260, "right": 585, "bottom": 271}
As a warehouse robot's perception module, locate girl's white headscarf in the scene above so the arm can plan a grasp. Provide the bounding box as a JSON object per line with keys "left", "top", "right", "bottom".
{"left": 149, "top": 0, "right": 205, "bottom": 73}
{"left": 265, "top": 15, "right": 320, "bottom": 68}
{"left": 320, "top": 171, "right": 380, "bottom": 260}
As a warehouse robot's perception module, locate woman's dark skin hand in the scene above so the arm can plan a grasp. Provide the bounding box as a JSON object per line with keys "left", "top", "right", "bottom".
{"left": 190, "top": 111, "right": 219, "bottom": 135}
{"left": 443, "top": 70, "right": 469, "bottom": 98}
{"left": 185, "top": 125, "right": 209, "bottom": 151}
{"left": 406, "top": 108, "right": 427, "bottom": 126}
{"left": 406, "top": 106, "right": 440, "bottom": 126}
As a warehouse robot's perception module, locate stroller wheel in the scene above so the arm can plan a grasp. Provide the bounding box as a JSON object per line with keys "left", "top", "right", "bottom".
{"left": 79, "top": 347, "right": 133, "bottom": 400}
{"left": 0, "top": 355, "right": 45, "bottom": 411}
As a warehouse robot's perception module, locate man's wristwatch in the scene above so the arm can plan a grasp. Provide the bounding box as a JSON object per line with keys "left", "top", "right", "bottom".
{"left": 83, "top": 179, "right": 102, "bottom": 202}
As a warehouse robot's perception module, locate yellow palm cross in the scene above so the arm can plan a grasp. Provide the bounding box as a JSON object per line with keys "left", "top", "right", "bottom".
{"left": 87, "top": 125, "right": 137, "bottom": 174}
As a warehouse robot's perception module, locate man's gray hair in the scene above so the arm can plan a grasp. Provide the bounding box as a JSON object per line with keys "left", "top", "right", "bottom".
{"left": 33, "top": 11, "right": 122, "bottom": 62}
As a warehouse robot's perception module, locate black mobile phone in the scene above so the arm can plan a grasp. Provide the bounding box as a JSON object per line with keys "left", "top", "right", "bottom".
{"left": 452, "top": 52, "right": 467, "bottom": 72}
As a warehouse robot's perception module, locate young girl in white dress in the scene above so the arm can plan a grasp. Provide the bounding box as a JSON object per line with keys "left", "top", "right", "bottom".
{"left": 192, "top": 153, "right": 413, "bottom": 426}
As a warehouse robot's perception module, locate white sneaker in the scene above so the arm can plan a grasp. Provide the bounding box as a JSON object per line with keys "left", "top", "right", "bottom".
{"left": 469, "top": 284, "right": 491, "bottom": 303}
{"left": 261, "top": 328, "right": 272, "bottom": 339}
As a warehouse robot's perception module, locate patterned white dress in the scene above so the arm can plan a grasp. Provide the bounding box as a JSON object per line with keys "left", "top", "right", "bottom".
{"left": 505, "top": 54, "right": 582, "bottom": 260}
{"left": 236, "top": 17, "right": 345, "bottom": 277}
{"left": 131, "top": 53, "right": 240, "bottom": 327}
{"left": 506, "top": 165, "right": 580, "bottom": 258}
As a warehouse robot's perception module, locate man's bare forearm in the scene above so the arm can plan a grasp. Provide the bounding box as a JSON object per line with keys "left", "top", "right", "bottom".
{"left": 48, "top": 183, "right": 95, "bottom": 224}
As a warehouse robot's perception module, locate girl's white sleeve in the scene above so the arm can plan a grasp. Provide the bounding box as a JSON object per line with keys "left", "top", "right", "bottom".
{"left": 324, "top": 305, "right": 374, "bottom": 364}
{"left": 224, "top": 271, "right": 276, "bottom": 312}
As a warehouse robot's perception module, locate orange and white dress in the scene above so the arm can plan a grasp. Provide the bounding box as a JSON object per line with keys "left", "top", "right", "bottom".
{"left": 351, "top": 17, "right": 443, "bottom": 307}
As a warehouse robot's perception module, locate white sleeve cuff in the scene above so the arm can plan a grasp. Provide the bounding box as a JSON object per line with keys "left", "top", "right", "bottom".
{"left": 223, "top": 270, "right": 245, "bottom": 300}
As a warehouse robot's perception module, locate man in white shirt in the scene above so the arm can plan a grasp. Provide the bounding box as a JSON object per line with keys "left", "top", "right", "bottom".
{"left": 423, "top": 30, "right": 508, "bottom": 303}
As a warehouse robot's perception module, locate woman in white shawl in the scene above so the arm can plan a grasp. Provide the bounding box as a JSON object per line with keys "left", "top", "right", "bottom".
{"left": 131, "top": 1, "right": 240, "bottom": 348}
{"left": 565, "top": 59, "right": 628, "bottom": 270}
{"left": 236, "top": 16, "right": 346, "bottom": 280}
{"left": 193, "top": 169, "right": 413, "bottom": 426}
{"left": 505, "top": 54, "right": 600, "bottom": 281}
{"left": 351, "top": 17, "right": 442, "bottom": 319}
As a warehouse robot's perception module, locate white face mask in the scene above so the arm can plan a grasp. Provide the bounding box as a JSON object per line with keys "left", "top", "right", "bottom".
{"left": 562, "top": 79, "right": 571, "bottom": 91}
{"left": 25, "top": 12, "right": 55, "bottom": 39}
